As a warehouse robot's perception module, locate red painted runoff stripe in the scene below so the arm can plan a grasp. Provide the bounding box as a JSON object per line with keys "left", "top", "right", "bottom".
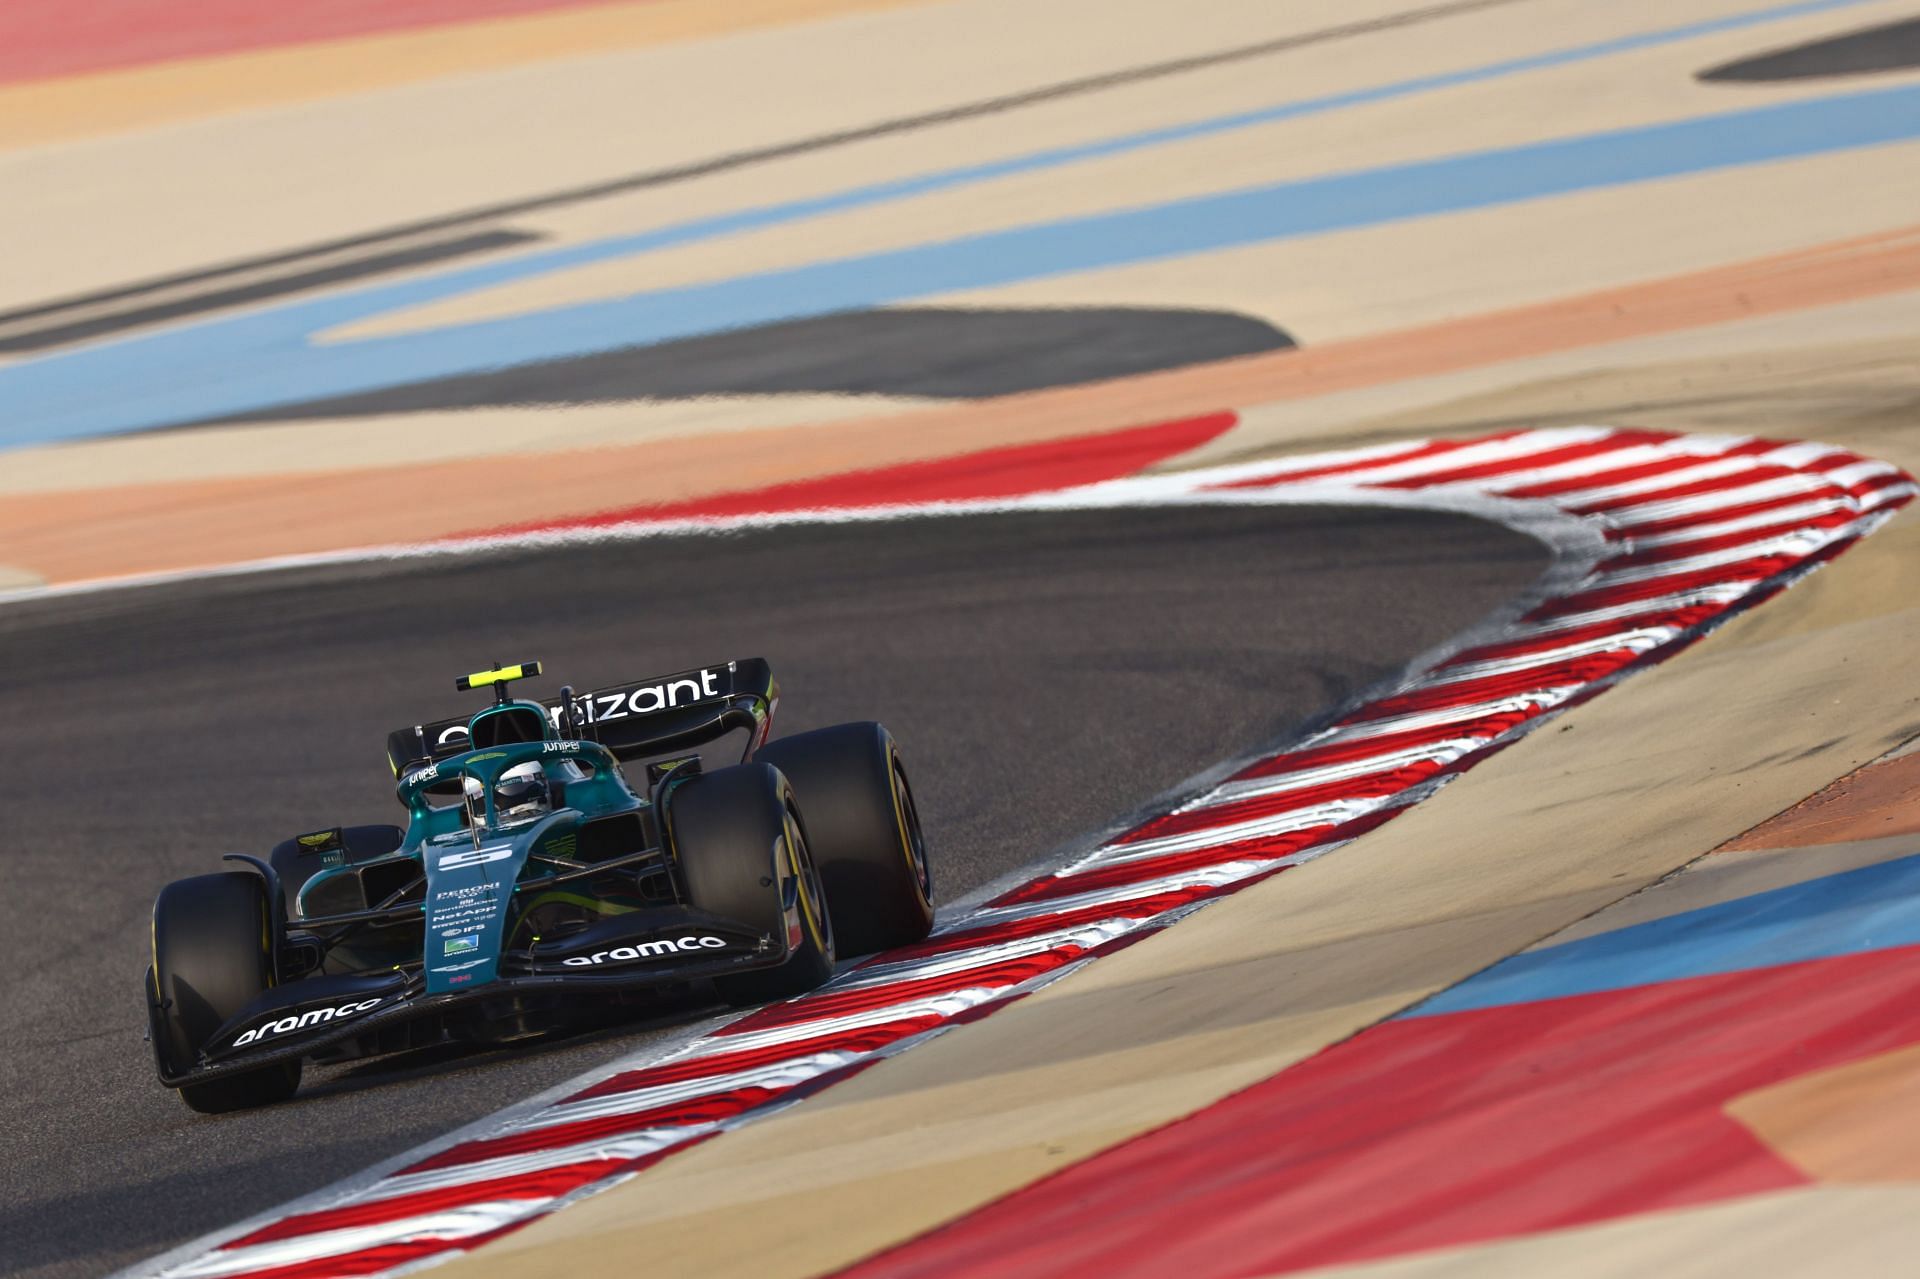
{"left": 0, "top": 0, "right": 639, "bottom": 85}
{"left": 136, "top": 427, "right": 1911, "bottom": 1279}
{"left": 831, "top": 945, "right": 1920, "bottom": 1279}
{"left": 475, "top": 412, "right": 1237, "bottom": 536}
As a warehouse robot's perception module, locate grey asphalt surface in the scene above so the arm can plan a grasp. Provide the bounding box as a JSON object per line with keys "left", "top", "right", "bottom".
{"left": 0, "top": 504, "right": 1544, "bottom": 1278}
{"left": 207, "top": 307, "right": 1295, "bottom": 422}
{"left": 1698, "top": 14, "right": 1920, "bottom": 82}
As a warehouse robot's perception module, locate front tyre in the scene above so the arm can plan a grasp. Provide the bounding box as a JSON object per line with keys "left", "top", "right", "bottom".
{"left": 668, "top": 762, "right": 835, "bottom": 1006}
{"left": 149, "top": 871, "right": 301, "bottom": 1113}
{"left": 754, "top": 723, "right": 934, "bottom": 956}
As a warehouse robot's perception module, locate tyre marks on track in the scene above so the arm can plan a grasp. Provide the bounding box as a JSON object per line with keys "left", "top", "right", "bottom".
{"left": 133, "top": 426, "right": 1915, "bottom": 1279}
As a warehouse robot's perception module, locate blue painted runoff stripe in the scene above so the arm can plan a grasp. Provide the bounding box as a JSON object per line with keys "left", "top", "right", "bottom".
{"left": 5, "top": 77, "right": 1920, "bottom": 447}
{"left": 250, "top": 0, "right": 1869, "bottom": 291}
{"left": 1405, "top": 849, "right": 1920, "bottom": 1018}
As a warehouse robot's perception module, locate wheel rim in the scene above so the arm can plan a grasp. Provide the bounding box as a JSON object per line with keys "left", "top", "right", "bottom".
{"left": 892, "top": 756, "right": 932, "bottom": 903}
{"left": 787, "top": 808, "right": 833, "bottom": 956}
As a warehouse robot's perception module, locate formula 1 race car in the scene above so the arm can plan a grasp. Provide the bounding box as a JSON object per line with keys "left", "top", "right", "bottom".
{"left": 144, "top": 659, "right": 934, "bottom": 1113}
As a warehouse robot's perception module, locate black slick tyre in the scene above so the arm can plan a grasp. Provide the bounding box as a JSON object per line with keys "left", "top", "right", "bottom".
{"left": 150, "top": 871, "right": 302, "bottom": 1113}
{"left": 754, "top": 722, "right": 933, "bottom": 956}
{"left": 668, "top": 762, "right": 835, "bottom": 1005}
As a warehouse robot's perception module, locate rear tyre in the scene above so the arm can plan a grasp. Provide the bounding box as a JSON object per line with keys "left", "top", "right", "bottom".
{"left": 669, "top": 762, "right": 835, "bottom": 1006}
{"left": 755, "top": 723, "right": 934, "bottom": 956}
{"left": 150, "top": 871, "right": 302, "bottom": 1113}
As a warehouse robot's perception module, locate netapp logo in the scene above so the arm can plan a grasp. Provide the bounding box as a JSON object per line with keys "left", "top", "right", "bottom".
{"left": 233, "top": 998, "right": 383, "bottom": 1047}
{"left": 562, "top": 935, "right": 727, "bottom": 967}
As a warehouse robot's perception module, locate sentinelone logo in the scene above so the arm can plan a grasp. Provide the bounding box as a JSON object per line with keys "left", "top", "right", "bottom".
{"left": 233, "top": 997, "right": 383, "bottom": 1047}
{"left": 562, "top": 935, "right": 727, "bottom": 967}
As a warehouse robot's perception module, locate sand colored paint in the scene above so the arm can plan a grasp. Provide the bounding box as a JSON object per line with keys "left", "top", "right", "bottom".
{"left": 0, "top": 0, "right": 928, "bottom": 150}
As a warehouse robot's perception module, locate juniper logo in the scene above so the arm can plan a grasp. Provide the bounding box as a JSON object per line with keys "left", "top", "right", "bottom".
{"left": 561, "top": 935, "right": 728, "bottom": 967}
{"left": 232, "top": 998, "right": 383, "bottom": 1047}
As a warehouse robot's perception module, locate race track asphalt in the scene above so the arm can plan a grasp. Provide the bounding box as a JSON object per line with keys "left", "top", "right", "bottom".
{"left": 0, "top": 504, "right": 1544, "bottom": 1279}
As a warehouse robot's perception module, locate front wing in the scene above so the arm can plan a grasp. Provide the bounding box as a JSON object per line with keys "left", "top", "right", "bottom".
{"left": 151, "top": 920, "right": 787, "bottom": 1089}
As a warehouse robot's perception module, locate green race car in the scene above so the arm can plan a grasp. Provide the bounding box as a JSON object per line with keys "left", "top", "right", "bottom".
{"left": 144, "top": 659, "right": 933, "bottom": 1113}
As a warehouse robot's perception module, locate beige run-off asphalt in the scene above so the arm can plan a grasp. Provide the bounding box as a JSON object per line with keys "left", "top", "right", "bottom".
{"left": 5, "top": 0, "right": 1920, "bottom": 1272}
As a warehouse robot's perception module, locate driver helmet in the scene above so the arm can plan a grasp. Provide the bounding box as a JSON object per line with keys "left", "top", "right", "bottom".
{"left": 494, "top": 762, "right": 551, "bottom": 825}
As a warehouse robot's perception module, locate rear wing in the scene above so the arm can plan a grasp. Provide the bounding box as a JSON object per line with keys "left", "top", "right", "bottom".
{"left": 386, "top": 658, "right": 779, "bottom": 774}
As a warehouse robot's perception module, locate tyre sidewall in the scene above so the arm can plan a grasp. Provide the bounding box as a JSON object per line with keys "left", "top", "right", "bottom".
{"left": 756, "top": 722, "right": 933, "bottom": 956}
{"left": 667, "top": 763, "right": 834, "bottom": 1001}
{"left": 150, "top": 871, "right": 300, "bottom": 1111}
